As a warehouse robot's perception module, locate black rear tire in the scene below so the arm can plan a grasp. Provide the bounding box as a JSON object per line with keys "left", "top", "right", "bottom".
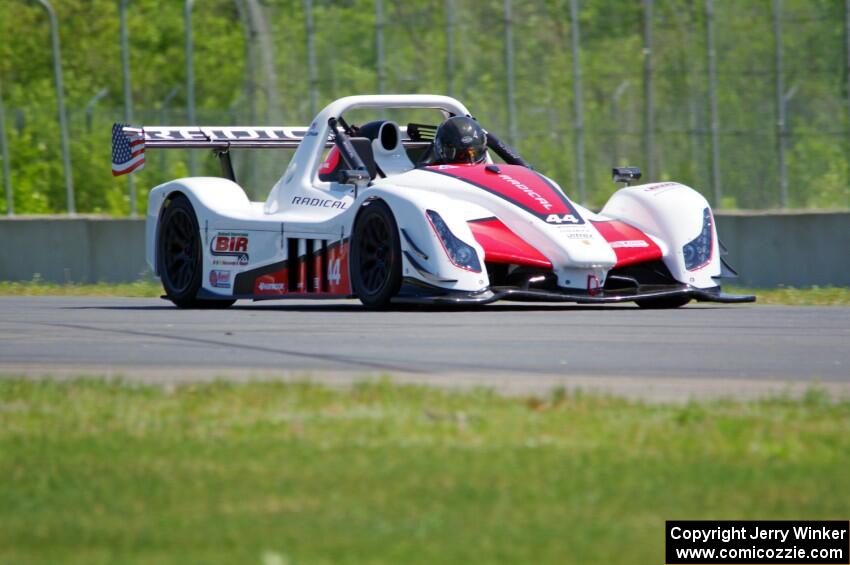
{"left": 351, "top": 200, "right": 403, "bottom": 308}
{"left": 635, "top": 295, "right": 691, "bottom": 309}
{"left": 157, "top": 196, "right": 236, "bottom": 309}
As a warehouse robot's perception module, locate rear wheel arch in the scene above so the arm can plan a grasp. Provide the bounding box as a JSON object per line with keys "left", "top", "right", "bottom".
{"left": 156, "top": 194, "right": 234, "bottom": 309}
{"left": 154, "top": 190, "right": 189, "bottom": 276}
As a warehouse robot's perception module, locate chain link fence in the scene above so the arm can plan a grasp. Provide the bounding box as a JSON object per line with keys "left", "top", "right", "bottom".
{"left": 0, "top": 0, "right": 848, "bottom": 215}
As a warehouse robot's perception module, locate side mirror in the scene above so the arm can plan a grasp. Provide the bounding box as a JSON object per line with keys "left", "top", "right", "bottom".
{"left": 612, "top": 166, "right": 642, "bottom": 186}
{"left": 339, "top": 168, "right": 371, "bottom": 197}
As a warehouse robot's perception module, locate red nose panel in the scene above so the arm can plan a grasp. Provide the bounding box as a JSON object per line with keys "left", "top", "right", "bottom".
{"left": 468, "top": 218, "right": 552, "bottom": 268}
{"left": 591, "top": 219, "right": 662, "bottom": 268}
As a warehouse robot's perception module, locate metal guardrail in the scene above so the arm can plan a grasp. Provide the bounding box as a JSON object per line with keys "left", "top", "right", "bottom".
{"left": 2, "top": 212, "right": 848, "bottom": 287}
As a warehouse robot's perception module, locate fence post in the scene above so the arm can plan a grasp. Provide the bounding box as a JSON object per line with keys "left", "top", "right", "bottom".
{"left": 705, "top": 0, "right": 721, "bottom": 208}
{"left": 503, "top": 0, "right": 517, "bottom": 147}
{"left": 244, "top": 0, "right": 278, "bottom": 123}
{"left": 375, "top": 0, "right": 385, "bottom": 94}
{"left": 304, "top": 0, "right": 317, "bottom": 117}
{"left": 159, "top": 86, "right": 180, "bottom": 175}
{"left": 445, "top": 0, "right": 455, "bottom": 97}
{"left": 119, "top": 0, "right": 136, "bottom": 216}
{"left": 84, "top": 87, "right": 109, "bottom": 133}
{"left": 569, "top": 0, "right": 586, "bottom": 204}
{"left": 0, "top": 83, "right": 12, "bottom": 215}
{"left": 845, "top": 0, "right": 850, "bottom": 144}
{"left": 611, "top": 80, "right": 629, "bottom": 168}
{"left": 34, "top": 0, "right": 74, "bottom": 214}
{"left": 185, "top": 0, "right": 198, "bottom": 176}
{"left": 772, "top": 0, "right": 788, "bottom": 208}
{"left": 232, "top": 0, "right": 256, "bottom": 189}
{"left": 642, "top": 0, "right": 654, "bottom": 181}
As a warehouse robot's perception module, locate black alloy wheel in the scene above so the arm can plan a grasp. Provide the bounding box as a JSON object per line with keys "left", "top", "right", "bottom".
{"left": 351, "top": 200, "right": 402, "bottom": 307}
{"left": 158, "top": 196, "right": 235, "bottom": 309}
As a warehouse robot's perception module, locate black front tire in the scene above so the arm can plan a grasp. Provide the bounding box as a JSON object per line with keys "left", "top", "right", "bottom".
{"left": 351, "top": 200, "right": 403, "bottom": 308}
{"left": 157, "top": 196, "right": 235, "bottom": 309}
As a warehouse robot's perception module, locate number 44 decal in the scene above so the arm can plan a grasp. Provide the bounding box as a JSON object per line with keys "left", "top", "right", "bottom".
{"left": 328, "top": 258, "right": 342, "bottom": 284}
{"left": 545, "top": 213, "right": 581, "bottom": 224}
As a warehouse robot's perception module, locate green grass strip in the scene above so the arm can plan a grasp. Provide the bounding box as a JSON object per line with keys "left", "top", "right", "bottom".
{"left": 1, "top": 278, "right": 848, "bottom": 306}
{"left": 726, "top": 286, "right": 850, "bottom": 306}
{"left": 0, "top": 379, "right": 848, "bottom": 564}
{"left": 0, "top": 278, "right": 163, "bottom": 297}
{"left": 0, "top": 278, "right": 850, "bottom": 306}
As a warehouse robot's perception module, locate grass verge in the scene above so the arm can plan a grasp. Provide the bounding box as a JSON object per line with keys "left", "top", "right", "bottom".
{"left": 726, "top": 285, "right": 850, "bottom": 306}
{"left": 1, "top": 278, "right": 849, "bottom": 305}
{"left": 0, "top": 379, "right": 848, "bottom": 564}
{"left": 0, "top": 278, "right": 163, "bottom": 297}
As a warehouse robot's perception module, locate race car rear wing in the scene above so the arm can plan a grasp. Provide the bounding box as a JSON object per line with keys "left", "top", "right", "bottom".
{"left": 111, "top": 121, "right": 530, "bottom": 181}
{"left": 127, "top": 124, "right": 436, "bottom": 147}
{"left": 133, "top": 125, "right": 315, "bottom": 149}
{"left": 111, "top": 122, "right": 433, "bottom": 180}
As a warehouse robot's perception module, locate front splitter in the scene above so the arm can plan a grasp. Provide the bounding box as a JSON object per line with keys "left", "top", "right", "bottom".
{"left": 392, "top": 281, "right": 756, "bottom": 306}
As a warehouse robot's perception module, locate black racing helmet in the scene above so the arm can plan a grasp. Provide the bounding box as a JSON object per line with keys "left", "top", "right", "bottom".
{"left": 433, "top": 116, "right": 487, "bottom": 164}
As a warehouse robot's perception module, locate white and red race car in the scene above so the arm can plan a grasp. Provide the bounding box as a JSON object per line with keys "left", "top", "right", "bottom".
{"left": 113, "top": 94, "right": 753, "bottom": 308}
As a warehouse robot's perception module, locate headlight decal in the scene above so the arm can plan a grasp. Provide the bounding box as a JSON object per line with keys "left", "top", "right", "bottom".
{"left": 426, "top": 210, "right": 483, "bottom": 273}
{"left": 683, "top": 207, "right": 714, "bottom": 271}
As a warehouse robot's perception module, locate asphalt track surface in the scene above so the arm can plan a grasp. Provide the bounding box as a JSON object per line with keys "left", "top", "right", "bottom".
{"left": 1, "top": 296, "right": 848, "bottom": 401}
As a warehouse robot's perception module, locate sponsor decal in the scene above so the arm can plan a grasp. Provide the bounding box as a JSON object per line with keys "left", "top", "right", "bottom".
{"left": 644, "top": 182, "right": 679, "bottom": 190}
{"left": 610, "top": 240, "right": 650, "bottom": 249}
{"left": 208, "top": 269, "right": 231, "bottom": 288}
{"left": 255, "top": 270, "right": 288, "bottom": 295}
{"left": 643, "top": 182, "right": 680, "bottom": 195}
{"left": 291, "top": 196, "right": 347, "bottom": 209}
{"left": 210, "top": 232, "right": 249, "bottom": 265}
{"left": 498, "top": 173, "right": 553, "bottom": 211}
{"left": 144, "top": 126, "right": 310, "bottom": 142}
{"left": 562, "top": 230, "right": 594, "bottom": 240}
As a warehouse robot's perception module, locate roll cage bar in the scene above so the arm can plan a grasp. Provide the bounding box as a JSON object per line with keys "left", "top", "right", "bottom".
{"left": 116, "top": 95, "right": 532, "bottom": 184}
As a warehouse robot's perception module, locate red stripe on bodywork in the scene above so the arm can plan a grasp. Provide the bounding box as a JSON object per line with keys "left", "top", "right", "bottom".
{"left": 591, "top": 220, "right": 662, "bottom": 268}
{"left": 427, "top": 164, "right": 582, "bottom": 223}
{"left": 468, "top": 218, "right": 552, "bottom": 268}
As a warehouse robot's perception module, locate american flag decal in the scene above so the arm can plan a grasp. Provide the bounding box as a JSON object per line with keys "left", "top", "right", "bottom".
{"left": 111, "top": 123, "right": 145, "bottom": 176}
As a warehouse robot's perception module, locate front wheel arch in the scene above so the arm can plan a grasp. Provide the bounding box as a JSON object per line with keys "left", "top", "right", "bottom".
{"left": 350, "top": 199, "right": 403, "bottom": 308}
